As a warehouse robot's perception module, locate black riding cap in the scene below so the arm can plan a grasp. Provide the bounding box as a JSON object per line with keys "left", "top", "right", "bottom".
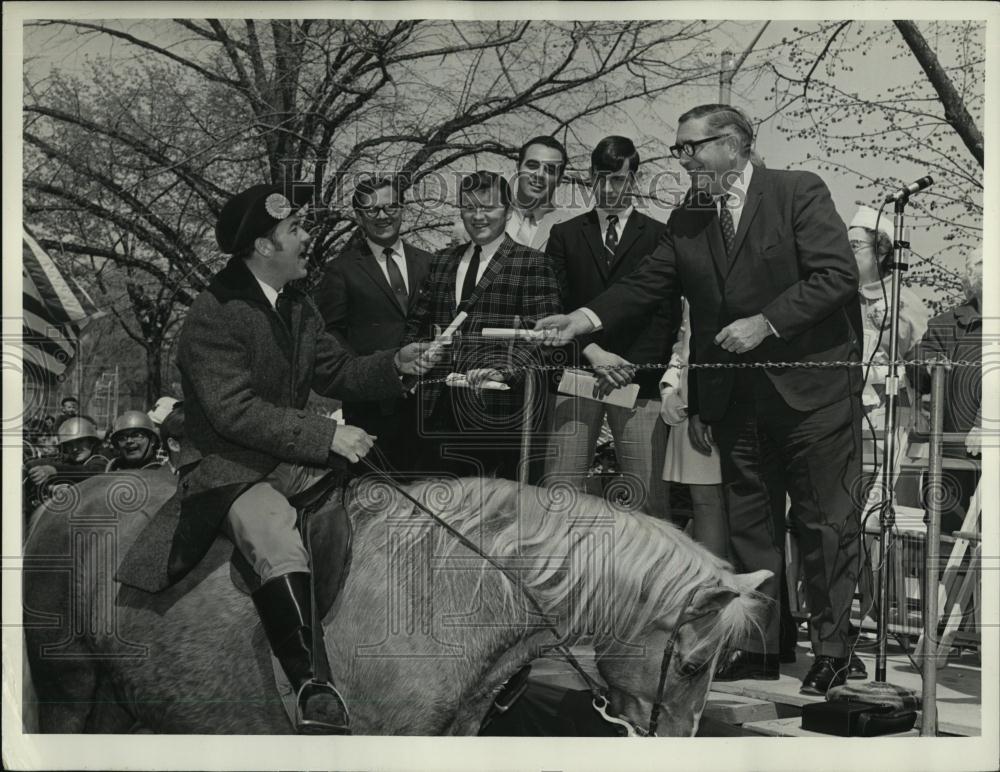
{"left": 215, "top": 183, "right": 315, "bottom": 254}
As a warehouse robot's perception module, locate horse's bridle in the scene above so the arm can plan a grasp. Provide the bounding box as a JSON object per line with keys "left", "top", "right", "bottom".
{"left": 356, "top": 459, "right": 712, "bottom": 738}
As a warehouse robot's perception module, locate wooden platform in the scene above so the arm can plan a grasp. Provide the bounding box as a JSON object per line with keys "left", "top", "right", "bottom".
{"left": 529, "top": 632, "right": 981, "bottom": 738}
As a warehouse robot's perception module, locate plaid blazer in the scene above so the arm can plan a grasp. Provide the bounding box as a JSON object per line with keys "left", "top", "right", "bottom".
{"left": 403, "top": 234, "right": 562, "bottom": 421}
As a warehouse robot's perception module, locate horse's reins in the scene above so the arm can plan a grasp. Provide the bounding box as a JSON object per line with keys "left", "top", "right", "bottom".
{"left": 355, "top": 456, "right": 707, "bottom": 737}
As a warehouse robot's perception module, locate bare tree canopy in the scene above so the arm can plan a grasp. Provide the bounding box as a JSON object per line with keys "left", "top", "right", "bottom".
{"left": 22, "top": 17, "right": 985, "bottom": 399}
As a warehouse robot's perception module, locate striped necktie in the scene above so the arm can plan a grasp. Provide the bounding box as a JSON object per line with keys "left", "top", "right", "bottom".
{"left": 719, "top": 194, "right": 736, "bottom": 256}
{"left": 604, "top": 214, "right": 619, "bottom": 262}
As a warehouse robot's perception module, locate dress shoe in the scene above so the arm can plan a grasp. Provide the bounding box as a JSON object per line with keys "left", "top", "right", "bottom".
{"left": 847, "top": 653, "right": 868, "bottom": 680}
{"left": 714, "top": 649, "right": 780, "bottom": 681}
{"left": 800, "top": 655, "right": 848, "bottom": 695}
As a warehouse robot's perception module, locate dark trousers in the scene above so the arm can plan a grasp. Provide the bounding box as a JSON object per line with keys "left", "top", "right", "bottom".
{"left": 343, "top": 398, "right": 423, "bottom": 475}
{"left": 420, "top": 391, "right": 522, "bottom": 480}
{"left": 713, "top": 370, "right": 862, "bottom": 658}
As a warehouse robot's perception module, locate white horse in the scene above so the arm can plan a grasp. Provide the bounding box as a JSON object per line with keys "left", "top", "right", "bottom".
{"left": 23, "top": 472, "right": 768, "bottom": 735}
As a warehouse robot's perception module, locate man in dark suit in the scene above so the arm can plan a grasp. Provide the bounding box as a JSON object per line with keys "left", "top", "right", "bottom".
{"left": 545, "top": 136, "right": 678, "bottom": 518}
{"left": 118, "top": 183, "right": 438, "bottom": 733}
{"left": 404, "top": 171, "right": 561, "bottom": 480}
{"left": 535, "top": 105, "right": 864, "bottom": 695}
{"left": 313, "top": 176, "right": 433, "bottom": 473}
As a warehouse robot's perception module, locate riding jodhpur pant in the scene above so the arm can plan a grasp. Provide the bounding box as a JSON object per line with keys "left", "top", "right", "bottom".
{"left": 223, "top": 463, "right": 328, "bottom": 583}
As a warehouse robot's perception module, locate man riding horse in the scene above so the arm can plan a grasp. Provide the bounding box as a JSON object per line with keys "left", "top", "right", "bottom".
{"left": 116, "top": 183, "right": 438, "bottom": 734}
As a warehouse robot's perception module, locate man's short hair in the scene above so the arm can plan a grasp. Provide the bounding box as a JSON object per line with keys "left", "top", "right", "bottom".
{"left": 61, "top": 397, "right": 78, "bottom": 406}
{"left": 352, "top": 175, "right": 406, "bottom": 210}
{"left": 159, "top": 404, "right": 184, "bottom": 448}
{"left": 516, "top": 136, "right": 568, "bottom": 173}
{"left": 678, "top": 104, "right": 755, "bottom": 154}
{"left": 458, "top": 171, "right": 512, "bottom": 209}
{"left": 591, "top": 136, "right": 639, "bottom": 174}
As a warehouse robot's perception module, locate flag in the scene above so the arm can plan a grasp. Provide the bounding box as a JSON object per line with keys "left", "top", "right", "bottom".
{"left": 22, "top": 228, "right": 103, "bottom": 383}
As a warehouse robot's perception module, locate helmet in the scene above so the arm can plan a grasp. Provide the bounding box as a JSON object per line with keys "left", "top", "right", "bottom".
{"left": 110, "top": 410, "right": 160, "bottom": 444}
{"left": 57, "top": 417, "right": 100, "bottom": 446}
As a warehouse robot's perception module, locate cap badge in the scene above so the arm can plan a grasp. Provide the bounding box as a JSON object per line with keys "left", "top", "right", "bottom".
{"left": 264, "top": 193, "right": 293, "bottom": 220}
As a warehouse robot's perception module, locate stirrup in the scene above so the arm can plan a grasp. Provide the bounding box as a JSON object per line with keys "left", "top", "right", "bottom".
{"left": 295, "top": 679, "right": 352, "bottom": 735}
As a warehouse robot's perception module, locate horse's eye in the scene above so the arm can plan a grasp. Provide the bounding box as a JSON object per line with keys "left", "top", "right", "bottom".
{"left": 679, "top": 661, "right": 703, "bottom": 677}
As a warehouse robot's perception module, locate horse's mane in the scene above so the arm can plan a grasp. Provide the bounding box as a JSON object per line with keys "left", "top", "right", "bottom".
{"left": 347, "top": 476, "right": 762, "bottom": 654}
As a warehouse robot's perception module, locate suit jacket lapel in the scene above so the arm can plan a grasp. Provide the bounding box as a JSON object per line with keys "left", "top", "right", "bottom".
{"left": 609, "top": 212, "right": 644, "bottom": 273}
{"left": 701, "top": 205, "right": 729, "bottom": 281}
{"left": 402, "top": 243, "right": 423, "bottom": 306}
{"left": 440, "top": 244, "right": 464, "bottom": 313}
{"left": 582, "top": 210, "right": 610, "bottom": 280}
{"left": 727, "top": 174, "right": 764, "bottom": 276}
{"left": 356, "top": 242, "right": 406, "bottom": 315}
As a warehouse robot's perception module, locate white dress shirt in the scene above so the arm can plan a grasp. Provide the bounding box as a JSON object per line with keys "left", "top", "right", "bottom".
{"left": 506, "top": 202, "right": 558, "bottom": 250}
{"left": 254, "top": 276, "right": 280, "bottom": 310}
{"left": 367, "top": 238, "right": 409, "bottom": 292}
{"left": 455, "top": 234, "right": 504, "bottom": 306}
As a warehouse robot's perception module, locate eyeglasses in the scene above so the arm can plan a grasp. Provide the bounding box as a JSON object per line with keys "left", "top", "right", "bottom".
{"left": 115, "top": 430, "right": 149, "bottom": 443}
{"left": 358, "top": 204, "right": 402, "bottom": 216}
{"left": 668, "top": 135, "right": 732, "bottom": 159}
{"left": 459, "top": 204, "right": 506, "bottom": 214}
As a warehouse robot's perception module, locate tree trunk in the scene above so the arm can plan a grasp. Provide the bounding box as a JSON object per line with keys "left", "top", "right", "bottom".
{"left": 894, "top": 20, "right": 984, "bottom": 168}
{"left": 145, "top": 344, "right": 162, "bottom": 408}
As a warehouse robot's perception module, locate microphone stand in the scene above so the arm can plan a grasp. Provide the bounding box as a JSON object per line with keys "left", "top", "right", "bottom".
{"left": 873, "top": 198, "right": 909, "bottom": 683}
{"left": 827, "top": 196, "right": 920, "bottom": 717}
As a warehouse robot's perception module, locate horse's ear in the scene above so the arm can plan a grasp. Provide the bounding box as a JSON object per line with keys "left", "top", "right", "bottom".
{"left": 685, "top": 584, "right": 740, "bottom": 617}
{"left": 685, "top": 570, "right": 772, "bottom": 617}
{"left": 734, "top": 569, "right": 772, "bottom": 592}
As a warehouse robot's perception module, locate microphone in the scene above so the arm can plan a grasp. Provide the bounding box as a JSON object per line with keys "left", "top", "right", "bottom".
{"left": 884, "top": 175, "right": 933, "bottom": 203}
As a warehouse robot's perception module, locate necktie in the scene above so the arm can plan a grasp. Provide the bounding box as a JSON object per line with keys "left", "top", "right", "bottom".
{"left": 719, "top": 194, "right": 736, "bottom": 257}
{"left": 275, "top": 291, "right": 293, "bottom": 330}
{"left": 460, "top": 245, "right": 482, "bottom": 305}
{"left": 383, "top": 247, "right": 408, "bottom": 312}
{"left": 604, "top": 214, "right": 619, "bottom": 261}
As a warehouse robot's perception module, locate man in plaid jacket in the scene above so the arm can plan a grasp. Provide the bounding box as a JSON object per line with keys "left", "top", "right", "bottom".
{"left": 404, "top": 171, "right": 561, "bottom": 479}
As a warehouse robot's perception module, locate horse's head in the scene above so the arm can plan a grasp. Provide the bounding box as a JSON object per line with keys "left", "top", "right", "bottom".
{"left": 595, "top": 569, "right": 771, "bottom": 737}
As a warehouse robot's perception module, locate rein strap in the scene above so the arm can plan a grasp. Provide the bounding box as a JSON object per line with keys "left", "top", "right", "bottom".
{"left": 356, "top": 459, "right": 606, "bottom": 699}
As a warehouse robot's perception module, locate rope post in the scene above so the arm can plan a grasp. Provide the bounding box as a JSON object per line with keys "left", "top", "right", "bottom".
{"left": 510, "top": 316, "right": 537, "bottom": 486}
{"left": 920, "top": 360, "right": 948, "bottom": 736}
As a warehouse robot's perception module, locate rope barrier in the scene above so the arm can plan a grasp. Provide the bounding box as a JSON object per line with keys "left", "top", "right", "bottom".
{"left": 414, "top": 358, "right": 978, "bottom": 388}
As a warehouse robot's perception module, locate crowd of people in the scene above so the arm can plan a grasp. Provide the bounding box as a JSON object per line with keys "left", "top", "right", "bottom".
{"left": 22, "top": 397, "right": 185, "bottom": 517}
{"left": 23, "top": 102, "right": 983, "bottom": 735}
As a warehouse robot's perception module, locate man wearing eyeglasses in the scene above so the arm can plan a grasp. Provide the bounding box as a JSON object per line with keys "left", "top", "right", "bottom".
{"left": 535, "top": 104, "right": 864, "bottom": 696}
{"left": 314, "top": 176, "right": 433, "bottom": 473}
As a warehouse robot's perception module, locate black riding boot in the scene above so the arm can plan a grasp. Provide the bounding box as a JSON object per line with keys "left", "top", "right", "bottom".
{"left": 251, "top": 572, "right": 351, "bottom": 734}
